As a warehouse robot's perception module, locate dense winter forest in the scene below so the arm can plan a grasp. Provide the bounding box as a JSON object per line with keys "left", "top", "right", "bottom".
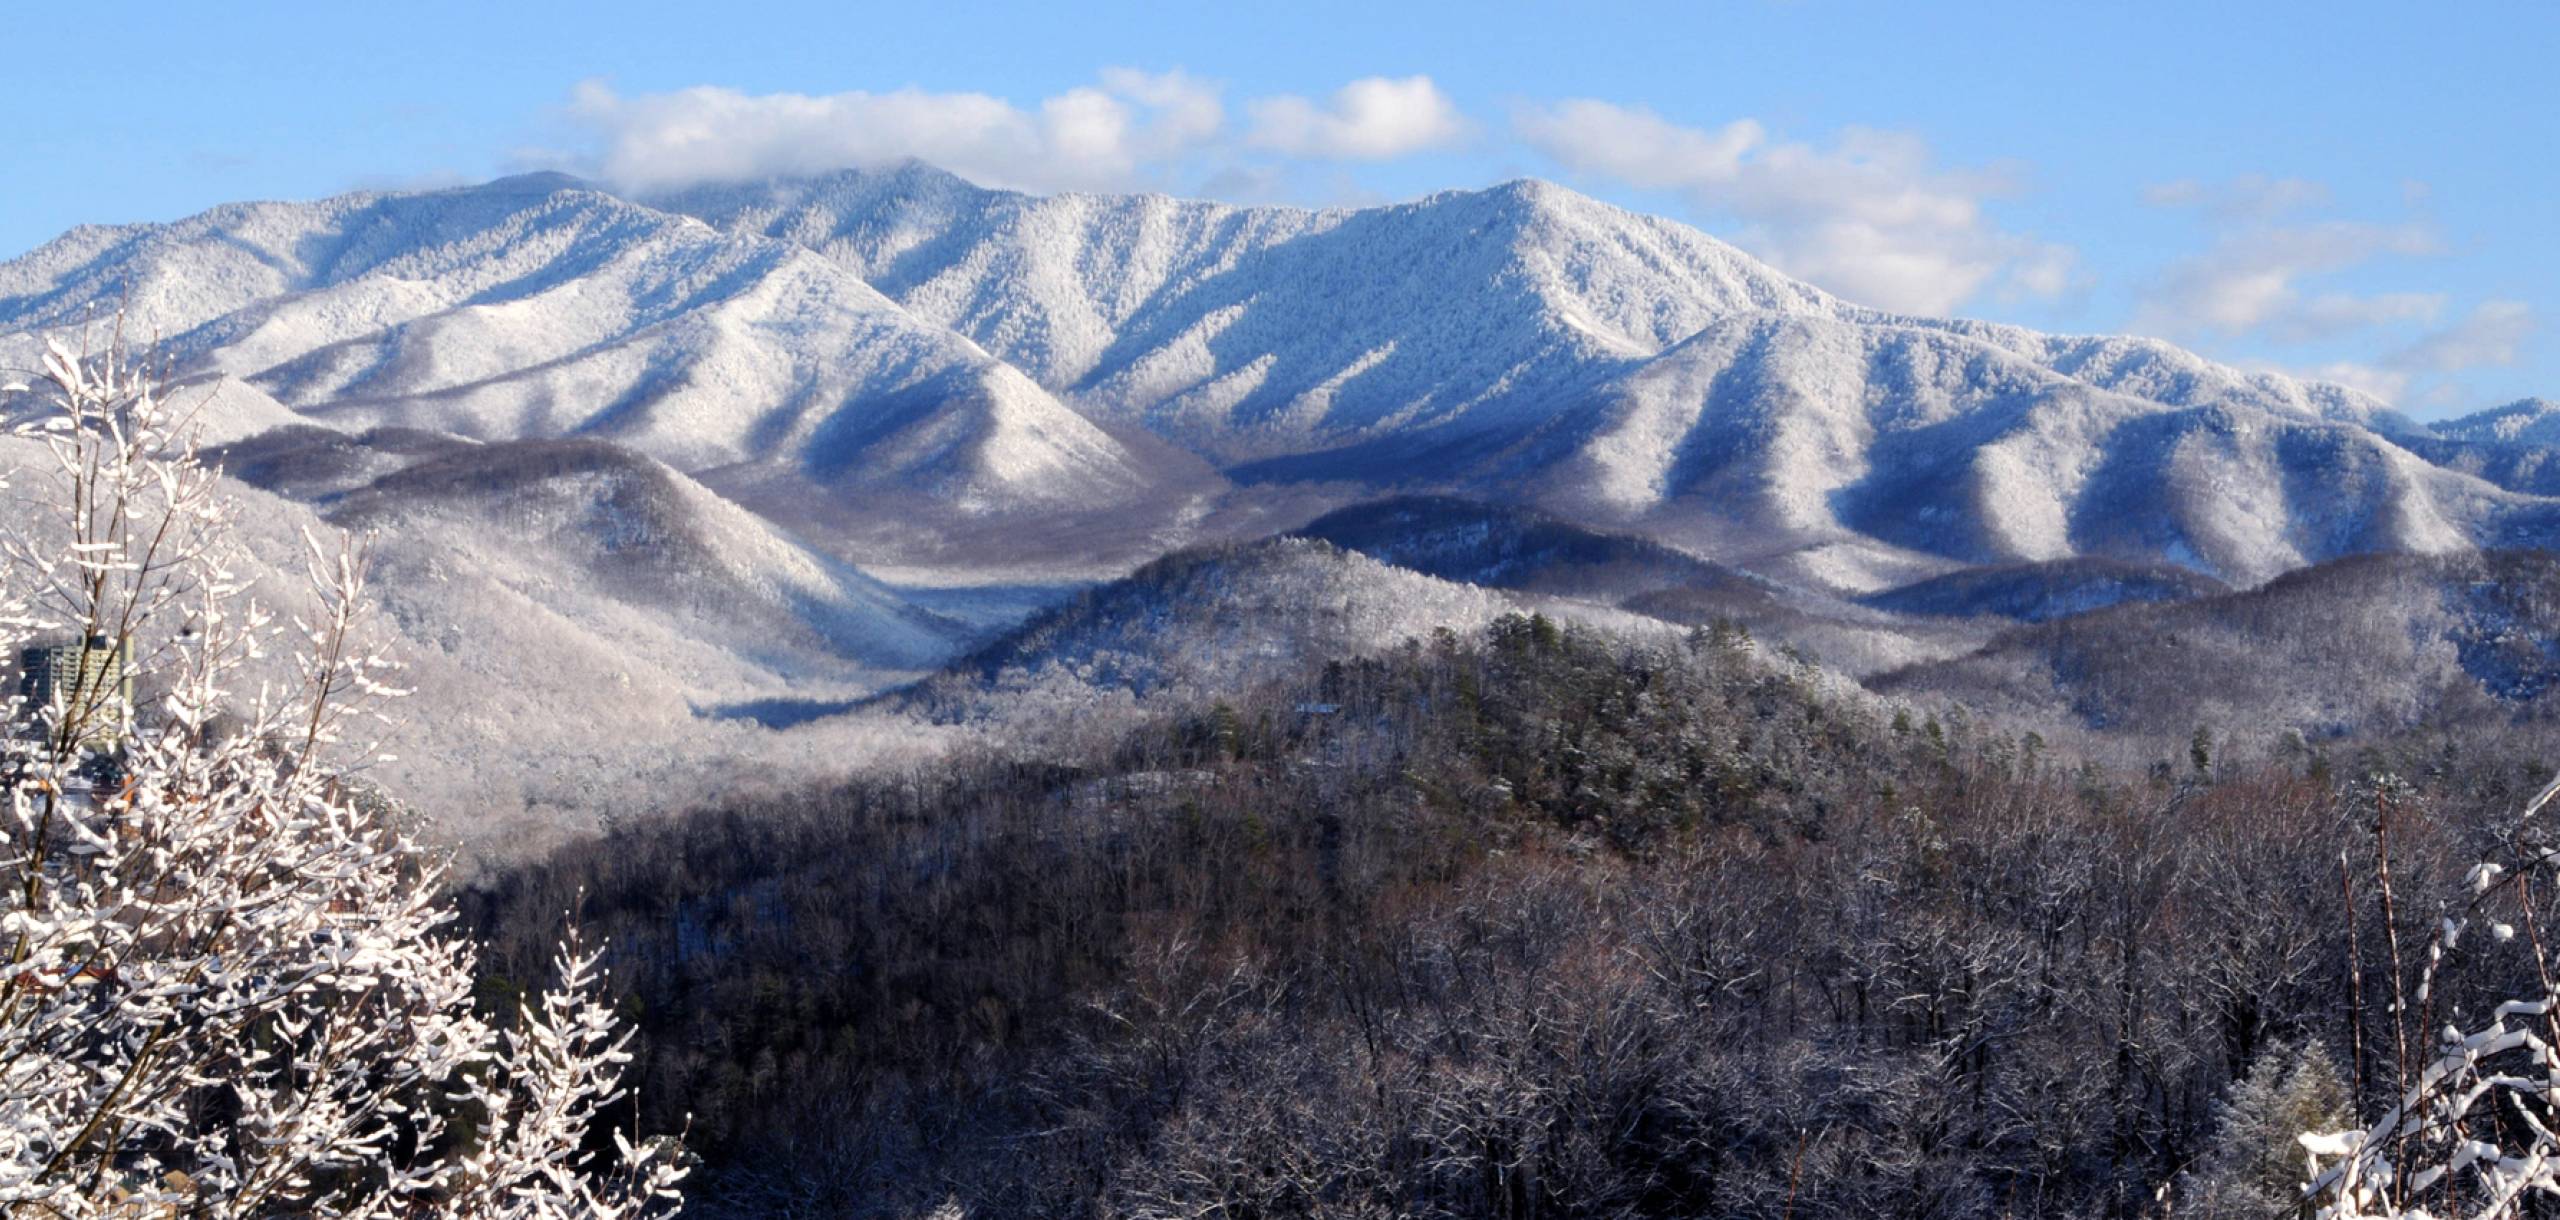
{"left": 467, "top": 614, "right": 2560, "bottom": 1218}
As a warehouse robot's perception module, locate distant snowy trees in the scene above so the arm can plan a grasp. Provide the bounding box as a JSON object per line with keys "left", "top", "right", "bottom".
{"left": 0, "top": 342, "right": 683, "bottom": 1216}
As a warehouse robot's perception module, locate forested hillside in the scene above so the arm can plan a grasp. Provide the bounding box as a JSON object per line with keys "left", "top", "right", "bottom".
{"left": 468, "top": 615, "right": 2557, "bottom": 1218}
{"left": 1881, "top": 549, "right": 2560, "bottom": 745}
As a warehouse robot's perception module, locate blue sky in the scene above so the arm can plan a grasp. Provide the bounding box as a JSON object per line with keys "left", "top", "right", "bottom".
{"left": 8, "top": 0, "right": 2552, "bottom": 415}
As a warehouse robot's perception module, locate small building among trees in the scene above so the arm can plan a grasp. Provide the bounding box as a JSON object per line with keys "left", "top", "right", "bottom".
{"left": 15, "top": 632, "right": 133, "bottom": 754}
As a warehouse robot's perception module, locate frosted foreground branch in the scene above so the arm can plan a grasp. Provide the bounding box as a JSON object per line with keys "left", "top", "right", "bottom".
{"left": 0, "top": 341, "right": 684, "bottom": 1216}
{"left": 2301, "top": 776, "right": 2560, "bottom": 1220}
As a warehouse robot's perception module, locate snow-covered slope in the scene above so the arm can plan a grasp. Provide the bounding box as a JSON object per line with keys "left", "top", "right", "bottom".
{"left": 657, "top": 165, "right": 2515, "bottom": 586}
{"left": 317, "top": 435, "right": 966, "bottom": 671}
{"left": 7, "top": 167, "right": 2525, "bottom": 587}
{"left": 0, "top": 174, "right": 1163, "bottom": 518}
{"left": 1876, "top": 549, "right": 2560, "bottom": 743}
{"left": 655, "top": 165, "right": 1849, "bottom": 463}
{"left": 656, "top": 165, "right": 2418, "bottom": 451}
{"left": 2437, "top": 398, "right": 2560, "bottom": 447}
{"left": 905, "top": 537, "right": 1509, "bottom": 724}
{"left": 0, "top": 424, "right": 971, "bottom": 854}
{"left": 1534, "top": 312, "right": 2513, "bottom": 585}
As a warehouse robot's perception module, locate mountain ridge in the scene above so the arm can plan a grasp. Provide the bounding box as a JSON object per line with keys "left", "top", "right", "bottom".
{"left": 0, "top": 175, "right": 1171, "bottom": 523}
{"left": 2437, "top": 397, "right": 2560, "bottom": 446}
{"left": 5, "top": 161, "right": 2558, "bottom": 842}
{"left": 5, "top": 164, "right": 2555, "bottom": 599}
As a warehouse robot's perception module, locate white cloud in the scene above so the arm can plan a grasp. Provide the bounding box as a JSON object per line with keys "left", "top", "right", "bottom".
{"left": 2389, "top": 299, "right": 2535, "bottom": 373}
{"left": 2136, "top": 218, "right": 2442, "bottom": 340}
{"left": 1245, "top": 76, "right": 1468, "bottom": 161}
{"left": 2256, "top": 302, "right": 2534, "bottom": 407}
{"left": 563, "top": 71, "right": 1473, "bottom": 196}
{"left": 2127, "top": 176, "right": 2514, "bottom": 378}
{"left": 2283, "top": 360, "right": 2413, "bottom": 403}
{"left": 2141, "top": 173, "right": 2330, "bottom": 219}
{"left": 1511, "top": 100, "right": 2070, "bottom": 315}
{"left": 1095, "top": 67, "right": 1224, "bottom": 155}
{"left": 566, "top": 70, "right": 1226, "bottom": 193}
{"left": 1511, "top": 101, "right": 1760, "bottom": 190}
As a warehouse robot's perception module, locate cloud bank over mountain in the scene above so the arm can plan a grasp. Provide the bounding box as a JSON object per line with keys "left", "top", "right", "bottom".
{"left": 564, "top": 70, "right": 1469, "bottom": 195}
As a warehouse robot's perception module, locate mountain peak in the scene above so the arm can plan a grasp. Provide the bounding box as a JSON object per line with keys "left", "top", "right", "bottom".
{"left": 1476, "top": 175, "right": 1579, "bottom": 207}
{"left": 641, "top": 158, "right": 993, "bottom": 219}
{"left": 472, "top": 170, "right": 595, "bottom": 197}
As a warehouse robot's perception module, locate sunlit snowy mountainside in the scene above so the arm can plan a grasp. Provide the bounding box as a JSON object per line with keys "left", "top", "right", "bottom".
{"left": 0, "top": 173, "right": 1169, "bottom": 525}
{"left": 6, "top": 162, "right": 2559, "bottom": 842}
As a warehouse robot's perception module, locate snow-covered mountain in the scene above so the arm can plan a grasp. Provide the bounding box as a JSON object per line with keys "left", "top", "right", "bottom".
{"left": 0, "top": 174, "right": 1168, "bottom": 524}
{"left": 4, "top": 165, "right": 2541, "bottom": 592}
{"left": 2437, "top": 398, "right": 2560, "bottom": 447}
{"left": 274, "top": 431, "right": 965, "bottom": 670}
{"left": 652, "top": 163, "right": 2508, "bottom": 586}
{"left": 654, "top": 168, "right": 1845, "bottom": 465}
{"left": 657, "top": 165, "right": 2420, "bottom": 461}
{"left": 0, "top": 423, "right": 970, "bottom": 852}
{"left": 7, "top": 162, "right": 2559, "bottom": 844}
{"left": 1529, "top": 311, "right": 2520, "bottom": 586}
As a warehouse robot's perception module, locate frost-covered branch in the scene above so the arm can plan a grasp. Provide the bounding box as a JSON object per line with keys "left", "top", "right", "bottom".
{"left": 2300, "top": 775, "right": 2560, "bottom": 1220}
{"left": 0, "top": 339, "right": 684, "bottom": 1216}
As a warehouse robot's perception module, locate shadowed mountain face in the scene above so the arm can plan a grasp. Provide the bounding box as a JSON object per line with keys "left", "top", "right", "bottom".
{"left": 1291, "top": 494, "right": 1768, "bottom": 601}
{"left": 1288, "top": 493, "right": 1988, "bottom": 677}
{"left": 1874, "top": 549, "right": 2560, "bottom": 743}
{"left": 209, "top": 423, "right": 477, "bottom": 497}
{"left": 1859, "top": 558, "right": 2230, "bottom": 623}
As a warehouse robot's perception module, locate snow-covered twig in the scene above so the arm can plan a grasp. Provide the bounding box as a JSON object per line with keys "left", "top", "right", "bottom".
{"left": 2299, "top": 775, "right": 2560, "bottom": 1219}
